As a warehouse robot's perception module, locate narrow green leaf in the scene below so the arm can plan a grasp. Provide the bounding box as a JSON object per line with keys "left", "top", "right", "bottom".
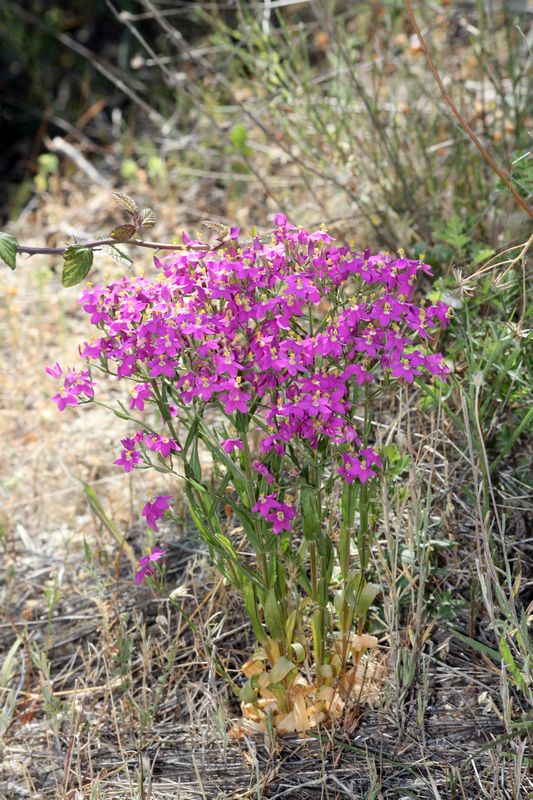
{"left": 62, "top": 246, "right": 94, "bottom": 287}
{"left": 263, "top": 588, "right": 284, "bottom": 641}
{"left": 291, "top": 642, "right": 306, "bottom": 663}
{"left": 300, "top": 484, "right": 321, "bottom": 540}
{"left": 499, "top": 636, "right": 525, "bottom": 688}
{"left": 311, "top": 607, "right": 324, "bottom": 669}
{"left": 285, "top": 609, "right": 298, "bottom": 648}
{"left": 451, "top": 629, "right": 501, "bottom": 661}
{"left": 83, "top": 483, "right": 137, "bottom": 568}
{"left": 341, "top": 482, "right": 357, "bottom": 531}
{"left": 244, "top": 583, "right": 267, "bottom": 643}
{"left": 265, "top": 680, "right": 286, "bottom": 708}
{"left": 186, "top": 439, "right": 202, "bottom": 482}
{"left": 234, "top": 411, "right": 250, "bottom": 433}
{"left": 0, "top": 636, "right": 22, "bottom": 687}
{"left": 0, "top": 232, "right": 17, "bottom": 270}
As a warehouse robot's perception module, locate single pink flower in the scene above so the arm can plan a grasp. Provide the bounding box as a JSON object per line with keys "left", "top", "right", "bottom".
{"left": 142, "top": 495, "right": 172, "bottom": 530}
{"left": 135, "top": 546, "right": 168, "bottom": 584}
{"left": 46, "top": 362, "right": 63, "bottom": 379}
{"left": 252, "top": 461, "right": 274, "bottom": 484}
{"left": 221, "top": 438, "right": 244, "bottom": 453}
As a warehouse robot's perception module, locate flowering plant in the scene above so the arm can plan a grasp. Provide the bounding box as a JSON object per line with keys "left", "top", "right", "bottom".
{"left": 48, "top": 215, "right": 450, "bottom": 732}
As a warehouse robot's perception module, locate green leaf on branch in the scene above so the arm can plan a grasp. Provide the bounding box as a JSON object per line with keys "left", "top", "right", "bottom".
{"left": 0, "top": 232, "right": 18, "bottom": 270}
{"left": 112, "top": 191, "right": 138, "bottom": 217}
{"left": 110, "top": 224, "right": 137, "bottom": 242}
{"left": 62, "top": 245, "right": 94, "bottom": 287}
{"left": 102, "top": 244, "right": 133, "bottom": 269}
{"left": 138, "top": 208, "right": 156, "bottom": 229}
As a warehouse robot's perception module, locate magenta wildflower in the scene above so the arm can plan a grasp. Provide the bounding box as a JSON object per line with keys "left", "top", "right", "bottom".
{"left": 144, "top": 433, "right": 181, "bottom": 458}
{"left": 142, "top": 495, "right": 172, "bottom": 530}
{"left": 51, "top": 369, "right": 94, "bottom": 410}
{"left": 129, "top": 383, "right": 152, "bottom": 410}
{"left": 252, "top": 494, "right": 280, "bottom": 515}
{"left": 51, "top": 385, "right": 79, "bottom": 411}
{"left": 221, "top": 389, "right": 252, "bottom": 414}
{"left": 253, "top": 494, "right": 296, "bottom": 534}
{"left": 339, "top": 448, "right": 382, "bottom": 484}
{"left": 267, "top": 503, "right": 296, "bottom": 534}
{"left": 53, "top": 215, "right": 450, "bottom": 542}
{"left": 390, "top": 354, "right": 423, "bottom": 383}
{"left": 221, "top": 438, "right": 244, "bottom": 453}
{"left": 46, "top": 362, "right": 63, "bottom": 379}
{"left": 135, "top": 546, "right": 168, "bottom": 585}
{"left": 148, "top": 354, "right": 175, "bottom": 378}
{"left": 252, "top": 460, "right": 274, "bottom": 484}
{"left": 114, "top": 437, "right": 143, "bottom": 472}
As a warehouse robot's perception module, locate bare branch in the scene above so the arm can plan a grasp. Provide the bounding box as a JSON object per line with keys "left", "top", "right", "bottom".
{"left": 15, "top": 235, "right": 265, "bottom": 258}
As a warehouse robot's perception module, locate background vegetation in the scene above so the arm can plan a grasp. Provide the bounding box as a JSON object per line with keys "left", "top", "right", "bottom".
{"left": 0, "top": 1, "right": 531, "bottom": 798}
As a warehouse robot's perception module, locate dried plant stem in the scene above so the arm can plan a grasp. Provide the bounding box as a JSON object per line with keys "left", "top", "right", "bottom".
{"left": 405, "top": 0, "right": 533, "bottom": 220}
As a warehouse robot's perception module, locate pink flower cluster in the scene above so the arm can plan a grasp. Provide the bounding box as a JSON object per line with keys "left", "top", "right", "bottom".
{"left": 48, "top": 215, "right": 450, "bottom": 535}
{"left": 252, "top": 494, "right": 296, "bottom": 534}
{"left": 47, "top": 363, "right": 95, "bottom": 410}
{"left": 113, "top": 431, "right": 181, "bottom": 472}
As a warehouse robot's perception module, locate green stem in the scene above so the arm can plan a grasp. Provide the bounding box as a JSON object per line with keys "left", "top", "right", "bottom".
{"left": 241, "top": 430, "right": 270, "bottom": 591}
{"left": 358, "top": 483, "right": 369, "bottom": 572}
{"left": 150, "top": 380, "right": 181, "bottom": 443}
{"left": 309, "top": 541, "right": 318, "bottom": 599}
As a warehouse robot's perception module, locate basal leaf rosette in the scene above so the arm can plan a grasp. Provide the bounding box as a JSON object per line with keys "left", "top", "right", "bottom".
{"left": 47, "top": 215, "right": 450, "bottom": 730}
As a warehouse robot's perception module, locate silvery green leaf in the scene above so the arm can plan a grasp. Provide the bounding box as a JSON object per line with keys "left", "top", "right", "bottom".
{"left": 102, "top": 244, "right": 133, "bottom": 268}
{"left": 0, "top": 232, "right": 17, "bottom": 270}
{"left": 112, "top": 191, "right": 138, "bottom": 217}
{"left": 138, "top": 208, "right": 156, "bottom": 228}
{"left": 62, "top": 245, "right": 93, "bottom": 287}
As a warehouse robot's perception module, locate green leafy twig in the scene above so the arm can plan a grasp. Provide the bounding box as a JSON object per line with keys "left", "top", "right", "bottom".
{"left": 1, "top": 193, "right": 258, "bottom": 287}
